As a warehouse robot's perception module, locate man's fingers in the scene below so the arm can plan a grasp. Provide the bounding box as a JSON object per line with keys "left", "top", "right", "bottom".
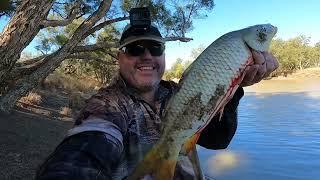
{"left": 263, "top": 52, "right": 278, "bottom": 78}
{"left": 241, "top": 65, "right": 259, "bottom": 86}
{"left": 253, "top": 63, "right": 267, "bottom": 83}
{"left": 252, "top": 50, "right": 265, "bottom": 65}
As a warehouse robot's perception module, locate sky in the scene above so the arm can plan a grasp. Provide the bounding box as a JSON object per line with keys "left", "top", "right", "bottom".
{"left": 1, "top": 0, "right": 319, "bottom": 69}
{"left": 165, "top": 0, "right": 320, "bottom": 68}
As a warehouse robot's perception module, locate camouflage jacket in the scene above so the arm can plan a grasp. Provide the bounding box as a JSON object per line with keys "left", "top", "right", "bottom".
{"left": 64, "top": 74, "right": 243, "bottom": 179}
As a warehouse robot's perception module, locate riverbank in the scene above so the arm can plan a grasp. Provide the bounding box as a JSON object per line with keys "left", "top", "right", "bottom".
{"left": 244, "top": 67, "right": 320, "bottom": 93}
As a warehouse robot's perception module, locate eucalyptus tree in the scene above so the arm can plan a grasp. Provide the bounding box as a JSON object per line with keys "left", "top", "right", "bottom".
{"left": 0, "top": 0, "right": 215, "bottom": 112}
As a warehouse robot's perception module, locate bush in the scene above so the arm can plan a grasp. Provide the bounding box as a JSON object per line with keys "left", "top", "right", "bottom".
{"left": 42, "top": 71, "right": 100, "bottom": 94}
{"left": 19, "top": 92, "right": 42, "bottom": 105}
{"left": 68, "top": 92, "right": 86, "bottom": 110}
{"left": 60, "top": 106, "right": 72, "bottom": 117}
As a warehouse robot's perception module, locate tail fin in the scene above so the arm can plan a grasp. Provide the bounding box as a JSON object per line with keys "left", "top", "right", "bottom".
{"left": 181, "top": 133, "right": 201, "bottom": 154}
{"left": 128, "top": 145, "right": 178, "bottom": 180}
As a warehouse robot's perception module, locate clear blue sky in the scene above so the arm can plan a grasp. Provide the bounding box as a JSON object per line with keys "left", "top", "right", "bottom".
{"left": 1, "top": 0, "right": 319, "bottom": 69}
{"left": 165, "top": 0, "right": 320, "bottom": 68}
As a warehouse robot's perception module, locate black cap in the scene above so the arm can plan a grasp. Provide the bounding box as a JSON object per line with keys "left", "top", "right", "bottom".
{"left": 119, "top": 24, "right": 165, "bottom": 48}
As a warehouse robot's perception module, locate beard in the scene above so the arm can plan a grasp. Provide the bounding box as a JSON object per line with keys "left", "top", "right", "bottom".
{"left": 119, "top": 72, "right": 161, "bottom": 94}
{"left": 134, "top": 79, "right": 160, "bottom": 93}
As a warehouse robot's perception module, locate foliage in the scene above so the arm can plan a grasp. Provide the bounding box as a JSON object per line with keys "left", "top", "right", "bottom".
{"left": 163, "top": 58, "right": 192, "bottom": 80}
{"left": 270, "top": 36, "right": 320, "bottom": 76}
{"left": 31, "top": 0, "right": 215, "bottom": 85}
{"left": 121, "top": 0, "right": 215, "bottom": 37}
{"left": 42, "top": 71, "right": 99, "bottom": 94}
{"left": 190, "top": 44, "right": 205, "bottom": 59}
{"left": 163, "top": 44, "right": 204, "bottom": 81}
{"left": 35, "top": 17, "right": 86, "bottom": 53}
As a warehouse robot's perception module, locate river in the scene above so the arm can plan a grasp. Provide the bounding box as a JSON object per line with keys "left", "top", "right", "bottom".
{"left": 198, "top": 78, "right": 320, "bottom": 180}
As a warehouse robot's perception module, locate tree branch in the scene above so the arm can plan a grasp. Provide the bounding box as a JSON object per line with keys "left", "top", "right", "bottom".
{"left": 164, "top": 36, "right": 193, "bottom": 42}
{"left": 83, "top": 16, "right": 129, "bottom": 38}
{"left": 41, "top": 1, "right": 82, "bottom": 28}
{"left": 73, "top": 42, "right": 117, "bottom": 53}
{"left": 67, "top": 54, "right": 118, "bottom": 66}
{"left": 16, "top": 41, "right": 118, "bottom": 67}
{"left": 16, "top": 35, "right": 191, "bottom": 68}
{"left": 16, "top": 55, "right": 46, "bottom": 67}
{"left": 11, "top": 52, "right": 117, "bottom": 83}
{"left": 104, "top": 51, "right": 118, "bottom": 60}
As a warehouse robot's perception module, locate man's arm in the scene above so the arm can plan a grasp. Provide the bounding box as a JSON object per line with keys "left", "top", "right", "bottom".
{"left": 36, "top": 131, "right": 122, "bottom": 180}
{"left": 36, "top": 89, "right": 128, "bottom": 180}
{"left": 197, "top": 87, "right": 244, "bottom": 149}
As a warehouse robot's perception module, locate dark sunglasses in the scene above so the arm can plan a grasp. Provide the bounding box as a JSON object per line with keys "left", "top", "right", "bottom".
{"left": 120, "top": 42, "right": 165, "bottom": 56}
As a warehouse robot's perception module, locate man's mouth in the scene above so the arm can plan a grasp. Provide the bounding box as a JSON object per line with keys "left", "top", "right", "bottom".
{"left": 137, "top": 65, "right": 156, "bottom": 71}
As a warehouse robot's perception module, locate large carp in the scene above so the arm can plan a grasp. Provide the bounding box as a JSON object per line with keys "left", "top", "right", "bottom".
{"left": 128, "top": 24, "right": 277, "bottom": 180}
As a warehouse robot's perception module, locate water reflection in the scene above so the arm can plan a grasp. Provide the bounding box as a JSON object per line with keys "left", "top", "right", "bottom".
{"left": 205, "top": 150, "right": 245, "bottom": 176}
{"left": 199, "top": 79, "right": 320, "bottom": 180}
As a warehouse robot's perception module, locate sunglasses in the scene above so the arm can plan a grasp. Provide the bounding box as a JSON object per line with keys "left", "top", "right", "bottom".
{"left": 120, "top": 42, "right": 165, "bottom": 56}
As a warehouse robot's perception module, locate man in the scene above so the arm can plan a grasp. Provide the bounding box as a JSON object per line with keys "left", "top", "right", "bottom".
{"left": 36, "top": 21, "right": 278, "bottom": 179}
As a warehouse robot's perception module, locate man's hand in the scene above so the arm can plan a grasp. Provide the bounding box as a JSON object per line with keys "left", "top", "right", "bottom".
{"left": 240, "top": 51, "right": 279, "bottom": 87}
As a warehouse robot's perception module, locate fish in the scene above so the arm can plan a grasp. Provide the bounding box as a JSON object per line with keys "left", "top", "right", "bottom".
{"left": 128, "top": 24, "right": 277, "bottom": 180}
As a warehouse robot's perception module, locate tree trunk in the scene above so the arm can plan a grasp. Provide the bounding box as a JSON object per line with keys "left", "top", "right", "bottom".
{"left": 0, "top": 0, "right": 112, "bottom": 113}
{"left": 0, "top": 0, "right": 54, "bottom": 82}
{"left": 299, "top": 60, "right": 303, "bottom": 70}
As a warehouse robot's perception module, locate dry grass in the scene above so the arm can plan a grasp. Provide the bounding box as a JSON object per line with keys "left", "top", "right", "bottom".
{"left": 60, "top": 107, "right": 72, "bottom": 117}
{"left": 288, "top": 67, "right": 320, "bottom": 78}
{"left": 19, "top": 91, "right": 42, "bottom": 105}
{"left": 68, "top": 92, "right": 87, "bottom": 110}
{"left": 271, "top": 67, "right": 320, "bottom": 80}
{"left": 42, "top": 72, "right": 100, "bottom": 94}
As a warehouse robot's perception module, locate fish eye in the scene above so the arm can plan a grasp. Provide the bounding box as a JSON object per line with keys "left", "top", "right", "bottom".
{"left": 258, "top": 32, "right": 267, "bottom": 42}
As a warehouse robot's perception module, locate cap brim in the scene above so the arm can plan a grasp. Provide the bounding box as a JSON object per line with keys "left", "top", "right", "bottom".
{"left": 119, "top": 35, "right": 165, "bottom": 49}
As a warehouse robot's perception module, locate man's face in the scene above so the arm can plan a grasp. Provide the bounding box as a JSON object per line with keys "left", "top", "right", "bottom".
{"left": 118, "top": 40, "right": 166, "bottom": 92}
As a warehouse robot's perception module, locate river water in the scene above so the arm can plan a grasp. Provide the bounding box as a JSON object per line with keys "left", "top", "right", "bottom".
{"left": 198, "top": 78, "right": 320, "bottom": 180}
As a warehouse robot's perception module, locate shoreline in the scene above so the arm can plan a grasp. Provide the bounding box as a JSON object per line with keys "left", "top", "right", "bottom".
{"left": 244, "top": 67, "right": 320, "bottom": 93}
{"left": 244, "top": 77, "right": 320, "bottom": 93}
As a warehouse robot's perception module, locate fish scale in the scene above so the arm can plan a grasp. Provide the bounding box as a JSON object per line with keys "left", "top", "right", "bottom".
{"left": 128, "top": 24, "right": 277, "bottom": 180}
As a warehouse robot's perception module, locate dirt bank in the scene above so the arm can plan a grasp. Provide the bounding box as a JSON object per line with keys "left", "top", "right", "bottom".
{"left": 0, "top": 90, "right": 73, "bottom": 180}
{"left": 245, "top": 68, "right": 320, "bottom": 93}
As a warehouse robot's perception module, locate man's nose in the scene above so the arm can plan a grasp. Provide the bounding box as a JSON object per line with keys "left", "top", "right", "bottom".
{"left": 141, "top": 48, "right": 153, "bottom": 60}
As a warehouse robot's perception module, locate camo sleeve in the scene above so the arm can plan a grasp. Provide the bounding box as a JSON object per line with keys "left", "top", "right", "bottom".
{"left": 76, "top": 87, "right": 128, "bottom": 128}
{"left": 36, "top": 87, "right": 129, "bottom": 180}
{"left": 36, "top": 131, "right": 120, "bottom": 180}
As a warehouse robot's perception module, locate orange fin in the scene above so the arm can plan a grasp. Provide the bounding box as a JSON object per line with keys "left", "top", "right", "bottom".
{"left": 128, "top": 145, "right": 177, "bottom": 180}
{"left": 181, "top": 133, "right": 201, "bottom": 155}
